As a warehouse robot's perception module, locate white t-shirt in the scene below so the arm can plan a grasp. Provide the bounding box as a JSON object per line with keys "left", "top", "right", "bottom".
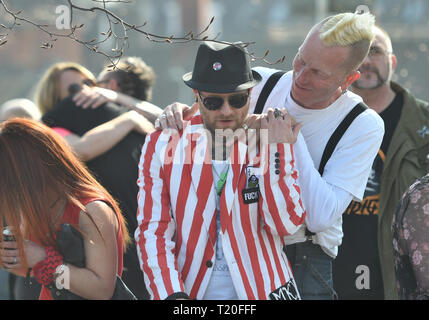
{"left": 203, "top": 160, "right": 239, "bottom": 300}
{"left": 249, "top": 67, "right": 384, "bottom": 258}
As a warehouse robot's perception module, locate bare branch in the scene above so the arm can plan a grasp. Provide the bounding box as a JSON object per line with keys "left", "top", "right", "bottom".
{"left": 0, "top": 0, "right": 286, "bottom": 68}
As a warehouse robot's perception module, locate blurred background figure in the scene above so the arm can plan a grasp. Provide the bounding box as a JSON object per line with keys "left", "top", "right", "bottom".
{"left": 1, "top": 60, "right": 158, "bottom": 299}
{"left": 36, "top": 60, "right": 159, "bottom": 300}
{"left": 0, "top": 98, "right": 41, "bottom": 122}
{"left": 392, "top": 174, "right": 429, "bottom": 300}
{"left": 33, "top": 61, "right": 155, "bottom": 158}
{"left": 0, "top": 98, "right": 43, "bottom": 300}
{"left": 72, "top": 56, "right": 162, "bottom": 123}
{"left": 98, "top": 56, "right": 156, "bottom": 102}
{"left": 333, "top": 25, "right": 429, "bottom": 300}
{"left": 34, "top": 62, "right": 96, "bottom": 117}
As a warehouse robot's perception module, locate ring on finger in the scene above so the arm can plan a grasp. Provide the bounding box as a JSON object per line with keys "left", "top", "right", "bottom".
{"left": 273, "top": 108, "right": 283, "bottom": 119}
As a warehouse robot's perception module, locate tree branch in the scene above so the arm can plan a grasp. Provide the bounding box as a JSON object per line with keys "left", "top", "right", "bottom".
{"left": 0, "top": 0, "right": 286, "bottom": 67}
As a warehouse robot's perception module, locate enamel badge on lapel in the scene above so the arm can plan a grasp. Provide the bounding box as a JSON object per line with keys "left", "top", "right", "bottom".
{"left": 242, "top": 166, "right": 260, "bottom": 204}
{"left": 417, "top": 125, "right": 429, "bottom": 138}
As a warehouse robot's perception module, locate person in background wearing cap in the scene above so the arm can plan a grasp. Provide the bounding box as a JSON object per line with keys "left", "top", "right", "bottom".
{"left": 155, "top": 12, "right": 385, "bottom": 300}
{"left": 135, "top": 42, "right": 306, "bottom": 300}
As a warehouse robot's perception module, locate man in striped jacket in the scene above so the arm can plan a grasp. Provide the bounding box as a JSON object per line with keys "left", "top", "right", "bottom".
{"left": 135, "top": 42, "right": 306, "bottom": 300}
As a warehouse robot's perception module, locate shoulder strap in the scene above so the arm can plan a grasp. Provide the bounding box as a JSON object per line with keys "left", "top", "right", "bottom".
{"left": 253, "top": 71, "right": 286, "bottom": 114}
{"left": 318, "top": 102, "right": 368, "bottom": 176}
{"left": 306, "top": 102, "right": 368, "bottom": 237}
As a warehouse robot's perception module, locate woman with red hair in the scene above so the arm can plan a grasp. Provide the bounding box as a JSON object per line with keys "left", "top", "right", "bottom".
{"left": 0, "top": 118, "right": 130, "bottom": 300}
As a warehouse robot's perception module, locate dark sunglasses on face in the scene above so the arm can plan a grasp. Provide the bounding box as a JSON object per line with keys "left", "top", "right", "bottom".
{"left": 68, "top": 78, "right": 104, "bottom": 95}
{"left": 82, "top": 78, "right": 110, "bottom": 87}
{"left": 82, "top": 78, "right": 96, "bottom": 86}
{"left": 198, "top": 90, "right": 250, "bottom": 111}
{"left": 69, "top": 78, "right": 97, "bottom": 95}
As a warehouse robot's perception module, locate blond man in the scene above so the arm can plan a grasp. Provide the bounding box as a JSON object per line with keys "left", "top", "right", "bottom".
{"left": 156, "top": 12, "right": 384, "bottom": 299}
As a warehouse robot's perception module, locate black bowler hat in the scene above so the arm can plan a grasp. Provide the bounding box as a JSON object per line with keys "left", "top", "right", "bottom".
{"left": 183, "top": 42, "right": 261, "bottom": 93}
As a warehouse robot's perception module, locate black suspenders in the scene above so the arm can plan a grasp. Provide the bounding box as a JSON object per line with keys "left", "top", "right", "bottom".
{"left": 318, "top": 103, "right": 368, "bottom": 176}
{"left": 253, "top": 71, "right": 286, "bottom": 114}
{"left": 252, "top": 71, "right": 368, "bottom": 237}
{"left": 305, "top": 102, "right": 367, "bottom": 237}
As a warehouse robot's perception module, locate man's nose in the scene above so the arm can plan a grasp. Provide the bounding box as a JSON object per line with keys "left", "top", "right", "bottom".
{"left": 295, "top": 66, "right": 310, "bottom": 85}
{"left": 362, "top": 54, "right": 371, "bottom": 64}
{"left": 358, "top": 56, "right": 372, "bottom": 72}
{"left": 219, "top": 99, "right": 234, "bottom": 116}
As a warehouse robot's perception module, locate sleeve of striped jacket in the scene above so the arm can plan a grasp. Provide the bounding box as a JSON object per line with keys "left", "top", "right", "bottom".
{"left": 258, "top": 142, "right": 306, "bottom": 237}
{"left": 135, "top": 131, "right": 186, "bottom": 300}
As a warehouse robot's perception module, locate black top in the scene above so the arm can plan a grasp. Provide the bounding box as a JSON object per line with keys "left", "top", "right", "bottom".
{"left": 379, "top": 93, "right": 403, "bottom": 154}
{"left": 333, "top": 91, "right": 403, "bottom": 300}
{"left": 42, "top": 97, "right": 145, "bottom": 233}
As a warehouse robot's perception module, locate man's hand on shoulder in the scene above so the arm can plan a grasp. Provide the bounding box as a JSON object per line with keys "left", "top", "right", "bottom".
{"left": 155, "top": 102, "right": 199, "bottom": 131}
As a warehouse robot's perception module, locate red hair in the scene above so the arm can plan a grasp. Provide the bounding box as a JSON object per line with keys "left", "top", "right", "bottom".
{"left": 0, "top": 118, "right": 130, "bottom": 268}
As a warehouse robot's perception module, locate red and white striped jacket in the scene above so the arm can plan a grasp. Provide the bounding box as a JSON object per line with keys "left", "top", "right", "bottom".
{"left": 135, "top": 115, "right": 306, "bottom": 300}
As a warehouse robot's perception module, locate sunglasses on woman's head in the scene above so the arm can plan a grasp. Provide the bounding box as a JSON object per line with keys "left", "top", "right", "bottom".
{"left": 198, "top": 90, "right": 250, "bottom": 111}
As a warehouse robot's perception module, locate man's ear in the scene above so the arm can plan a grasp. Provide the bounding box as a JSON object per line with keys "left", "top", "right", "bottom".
{"left": 342, "top": 71, "right": 360, "bottom": 91}
{"left": 391, "top": 54, "right": 397, "bottom": 73}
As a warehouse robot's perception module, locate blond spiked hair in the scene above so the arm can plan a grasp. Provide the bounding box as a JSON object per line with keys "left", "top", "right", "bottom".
{"left": 317, "top": 12, "right": 375, "bottom": 72}
{"left": 319, "top": 12, "right": 375, "bottom": 47}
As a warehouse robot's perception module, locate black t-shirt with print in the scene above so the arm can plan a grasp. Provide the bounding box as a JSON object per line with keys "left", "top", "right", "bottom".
{"left": 333, "top": 91, "right": 403, "bottom": 300}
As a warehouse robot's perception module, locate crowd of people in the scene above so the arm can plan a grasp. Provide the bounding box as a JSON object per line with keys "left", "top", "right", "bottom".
{"left": 0, "top": 10, "right": 428, "bottom": 300}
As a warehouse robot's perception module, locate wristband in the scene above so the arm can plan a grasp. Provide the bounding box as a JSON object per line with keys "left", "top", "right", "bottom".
{"left": 32, "top": 246, "right": 63, "bottom": 286}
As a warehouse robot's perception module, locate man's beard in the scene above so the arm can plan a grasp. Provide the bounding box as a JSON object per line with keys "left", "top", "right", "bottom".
{"left": 352, "top": 65, "right": 389, "bottom": 90}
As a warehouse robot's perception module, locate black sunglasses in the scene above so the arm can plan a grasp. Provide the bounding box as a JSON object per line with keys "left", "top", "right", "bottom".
{"left": 82, "top": 78, "right": 96, "bottom": 86}
{"left": 198, "top": 90, "right": 250, "bottom": 111}
{"left": 82, "top": 78, "right": 110, "bottom": 87}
